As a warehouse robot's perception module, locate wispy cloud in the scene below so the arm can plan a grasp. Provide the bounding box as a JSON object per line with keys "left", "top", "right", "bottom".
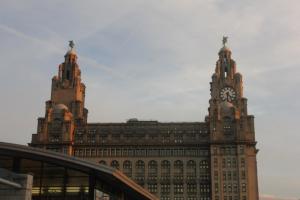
{"left": 0, "top": 0, "right": 300, "bottom": 197}
{"left": 0, "top": 23, "right": 62, "bottom": 54}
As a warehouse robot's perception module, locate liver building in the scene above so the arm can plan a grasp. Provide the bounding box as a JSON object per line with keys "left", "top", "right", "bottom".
{"left": 30, "top": 38, "right": 259, "bottom": 200}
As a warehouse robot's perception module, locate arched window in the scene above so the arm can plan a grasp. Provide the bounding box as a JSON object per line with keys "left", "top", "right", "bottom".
{"left": 135, "top": 160, "right": 145, "bottom": 185}
{"left": 99, "top": 160, "right": 106, "bottom": 165}
{"left": 161, "top": 160, "right": 171, "bottom": 181}
{"left": 174, "top": 160, "right": 184, "bottom": 181}
{"left": 136, "top": 160, "right": 145, "bottom": 169}
{"left": 187, "top": 160, "right": 196, "bottom": 180}
{"left": 123, "top": 160, "right": 132, "bottom": 177}
{"left": 148, "top": 160, "right": 158, "bottom": 180}
{"left": 111, "top": 160, "right": 119, "bottom": 169}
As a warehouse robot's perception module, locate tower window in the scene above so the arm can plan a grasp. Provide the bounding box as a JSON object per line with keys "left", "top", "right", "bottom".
{"left": 66, "top": 70, "right": 70, "bottom": 80}
{"left": 223, "top": 117, "right": 233, "bottom": 135}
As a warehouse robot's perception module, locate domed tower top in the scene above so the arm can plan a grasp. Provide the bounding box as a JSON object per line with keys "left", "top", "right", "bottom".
{"left": 218, "top": 36, "right": 232, "bottom": 59}
{"left": 214, "top": 36, "right": 236, "bottom": 80}
{"left": 64, "top": 40, "right": 77, "bottom": 63}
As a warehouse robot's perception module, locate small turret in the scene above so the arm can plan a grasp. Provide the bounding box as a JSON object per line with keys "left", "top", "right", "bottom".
{"left": 64, "top": 40, "right": 78, "bottom": 64}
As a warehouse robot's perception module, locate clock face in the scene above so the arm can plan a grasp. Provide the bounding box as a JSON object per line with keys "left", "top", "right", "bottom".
{"left": 220, "top": 87, "right": 236, "bottom": 102}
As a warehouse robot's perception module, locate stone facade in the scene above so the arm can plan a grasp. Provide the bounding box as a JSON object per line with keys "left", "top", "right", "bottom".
{"left": 30, "top": 41, "right": 259, "bottom": 200}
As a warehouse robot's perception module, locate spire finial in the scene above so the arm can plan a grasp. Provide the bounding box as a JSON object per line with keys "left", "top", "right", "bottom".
{"left": 69, "top": 40, "right": 75, "bottom": 49}
{"left": 222, "top": 36, "right": 228, "bottom": 47}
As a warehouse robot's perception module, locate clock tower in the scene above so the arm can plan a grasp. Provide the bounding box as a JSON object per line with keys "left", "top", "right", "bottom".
{"left": 31, "top": 41, "right": 88, "bottom": 155}
{"left": 208, "top": 38, "right": 259, "bottom": 200}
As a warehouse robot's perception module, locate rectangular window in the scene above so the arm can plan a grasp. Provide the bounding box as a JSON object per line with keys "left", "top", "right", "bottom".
{"left": 91, "top": 149, "right": 96, "bottom": 157}
{"left": 227, "top": 158, "right": 231, "bottom": 167}
{"left": 148, "top": 184, "right": 157, "bottom": 193}
{"left": 228, "top": 184, "right": 232, "bottom": 192}
{"left": 241, "top": 158, "right": 245, "bottom": 168}
{"left": 116, "top": 148, "right": 121, "bottom": 156}
{"left": 97, "top": 149, "right": 102, "bottom": 156}
{"left": 214, "top": 158, "right": 218, "bottom": 167}
{"left": 104, "top": 149, "right": 109, "bottom": 156}
{"left": 228, "top": 171, "right": 231, "bottom": 180}
{"left": 232, "top": 158, "right": 237, "bottom": 167}
{"left": 241, "top": 171, "right": 246, "bottom": 179}
{"left": 122, "top": 149, "right": 127, "bottom": 156}
{"left": 242, "top": 183, "right": 246, "bottom": 192}
{"left": 161, "top": 184, "right": 170, "bottom": 194}
{"left": 214, "top": 171, "right": 218, "bottom": 180}
{"left": 233, "top": 171, "right": 237, "bottom": 180}
{"left": 233, "top": 184, "right": 238, "bottom": 192}
{"left": 226, "top": 148, "right": 231, "bottom": 155}
{"left": 240, "top": 146, "right": 244, "bottom": 154}
{"left": 86, "top": 149, "right": 90, "bottom": 157}
{"left": 174, "top": 184, "right": 184, "bottom": 194}
{"left": 111, "top": 148, "right": 116, "bottom": 156}
{"left": 215, "top": 183, "right": 219, "bottom": 193}
{"left": 187, "top": 184, "right": 197, "bottom": 194}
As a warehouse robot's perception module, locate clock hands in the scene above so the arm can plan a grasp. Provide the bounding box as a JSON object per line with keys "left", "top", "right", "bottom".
{"left": 220, "top": 88, "right": 236, "bottom": 102}
{"left": 224, "top": 91, "right": 230, "bottom": 101}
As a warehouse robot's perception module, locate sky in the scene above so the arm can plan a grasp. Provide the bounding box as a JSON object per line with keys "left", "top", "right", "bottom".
{"left": 0, "top": 0, "right": 299, "bottom": 199}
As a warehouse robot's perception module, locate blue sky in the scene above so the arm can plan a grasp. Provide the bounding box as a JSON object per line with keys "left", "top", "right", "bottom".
{"left": 0, "top": 1, "right": 299, "bottom": 199}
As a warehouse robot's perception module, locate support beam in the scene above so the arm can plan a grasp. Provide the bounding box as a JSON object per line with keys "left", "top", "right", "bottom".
{"left": 0, "top": 177, "right": 22, "bottom": 188}
{"left": 88, "top": 171, "right": 96, "bottom": 200}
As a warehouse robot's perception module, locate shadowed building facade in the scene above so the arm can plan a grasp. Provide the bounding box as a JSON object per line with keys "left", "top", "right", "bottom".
{"left": 30, "top": 40, "right": 259, "bottom": 200}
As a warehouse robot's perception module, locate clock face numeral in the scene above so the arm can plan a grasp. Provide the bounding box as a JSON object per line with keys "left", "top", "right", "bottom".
{"left": 220, "top": 87, "right": 236, "bottom": 102}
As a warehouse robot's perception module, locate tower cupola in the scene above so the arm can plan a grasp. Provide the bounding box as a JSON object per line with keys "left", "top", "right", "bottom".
{"left": 64, "top": 40, "right": 77, "bottom": 63}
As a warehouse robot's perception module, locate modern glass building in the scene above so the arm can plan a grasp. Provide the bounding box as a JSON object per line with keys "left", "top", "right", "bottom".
{"left": 0, "top": 142, "right": 158, "bottom": 200}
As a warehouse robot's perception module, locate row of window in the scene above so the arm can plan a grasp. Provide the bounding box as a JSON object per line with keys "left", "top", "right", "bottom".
{"left": 161, "top": 196, "right": 210, "bottom": 200}
{"left": 215, "top": 196, "right": 246, "bottom": 200}
{"left": 100, "top": 160, "right": 209, "bottom": 170}
{"left": 78, "top": 128, "right": 208, "bottom": 135}
{"left": 74, "top": 148, "right": 209, "bottom": 157}
{"left": 214, "top": 183, "right": 247, "bottom": 193}
{"left": 101, "top": 160, "right": 210, "bottom": 181}
{"left": 213, "top": 146, "right": 245, "bottom": 155}
{"left": 161, "top": 197, "right": 209, "bottom": 200}
{"left": 214, "top": 170, "right": 246, "bottom": 181}
{"left": 74, "top": 131, "right": 209, "bottom": 144}
{"left": 213, "top": 157, "right": 246, "bottom": 168}
{"left": 142, "top": 183, "right": 210, "bottom": 194}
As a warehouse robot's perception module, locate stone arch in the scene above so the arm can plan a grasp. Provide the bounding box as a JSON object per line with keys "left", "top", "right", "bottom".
{"left": 99, "top": 160, "right": 106, "bottom": 165}
{"left": 111, "top": 160, "right": 119, "bottom": 169}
